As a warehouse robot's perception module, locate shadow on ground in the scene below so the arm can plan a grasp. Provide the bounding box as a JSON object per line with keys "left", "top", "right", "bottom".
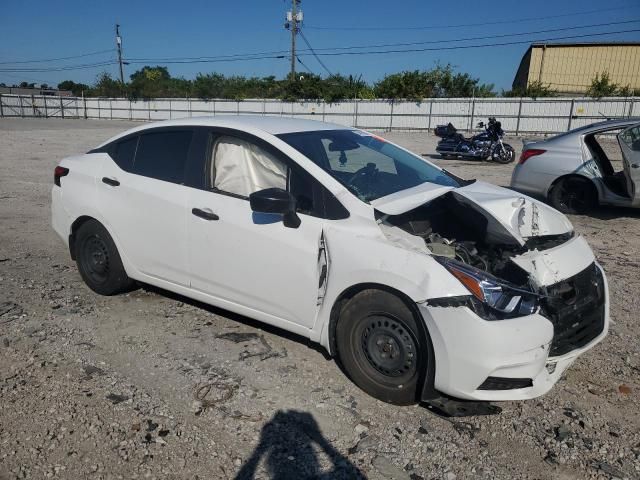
{"left": 234, "top": 410, "right": 365, "bottom": 480}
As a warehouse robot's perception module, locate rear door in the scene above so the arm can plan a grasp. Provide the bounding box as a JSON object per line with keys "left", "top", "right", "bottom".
{"left": 617, "top": 124, "right": 640, "bottom": 206}
{"left": 98, "top": 128, "right": 195, "bottom": 285}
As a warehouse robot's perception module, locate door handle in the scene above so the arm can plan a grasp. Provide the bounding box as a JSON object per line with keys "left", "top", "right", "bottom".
{"left": 102, "top": 177, "right": 120, "bottom": 187}
{"left": 191, "top": 208, "right": 219, "bottom": 221}
{"left": 632, "top": 163, "right": 640, "bottom": 169}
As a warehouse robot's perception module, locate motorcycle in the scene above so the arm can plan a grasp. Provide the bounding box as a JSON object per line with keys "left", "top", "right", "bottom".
{"left": 434, "top": 117, "right": 515, "bottom": 164}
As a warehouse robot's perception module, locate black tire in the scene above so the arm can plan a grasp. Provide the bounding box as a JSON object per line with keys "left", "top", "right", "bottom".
{"left": 335, "top": 289, "right": 429, "bottom": 405}
{"left": 490, "top": 143, "right": 515, "bottom": 164}
{"left": 74, "top": 220, "right": 134, "bottom": 295}
{"left": 440, "top": 153, "right": 457, "bottom": 160}
{"left": 548, "top": 176, "right": 598, "bottom": 214}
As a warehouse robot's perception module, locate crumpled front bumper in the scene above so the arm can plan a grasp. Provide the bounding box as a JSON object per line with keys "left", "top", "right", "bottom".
{"left": 417, "top": 264, "right": 609, "bottom": 402}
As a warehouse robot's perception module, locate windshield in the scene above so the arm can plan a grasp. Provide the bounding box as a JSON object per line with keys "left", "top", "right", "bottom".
{"left": 277, "top": 129, "right": 461, "bottom": 202}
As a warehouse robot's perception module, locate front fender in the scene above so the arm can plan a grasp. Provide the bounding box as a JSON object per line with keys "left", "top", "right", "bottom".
{"left": 310, "top": 224, "right": 468, "bottom": 350}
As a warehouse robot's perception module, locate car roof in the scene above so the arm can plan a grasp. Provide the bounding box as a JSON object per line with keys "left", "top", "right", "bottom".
{"left": 564, "top": 118, "right": 640, "bottom": 135}
{"left": 530, "top": 117, "right": 640, "bottom": 147}
{"left": 97, "top": 115, "right": 351, "bottom": 147}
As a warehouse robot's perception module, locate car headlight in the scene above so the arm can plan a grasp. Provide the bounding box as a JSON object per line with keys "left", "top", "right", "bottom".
{"left": 431, "top": 257, "right": 539, "bottom": 320}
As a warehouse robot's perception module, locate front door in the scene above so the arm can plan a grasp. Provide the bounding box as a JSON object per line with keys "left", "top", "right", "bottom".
{"left": 618, "top": 124, "right": 640, "bottom": 207}
{"left": 187, "top": 131, "right": 327, "bottom": 329}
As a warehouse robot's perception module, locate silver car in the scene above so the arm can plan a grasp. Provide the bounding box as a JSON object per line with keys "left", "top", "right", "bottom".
{"left": 510, "top": 119, "right": 640, "bottom": 213}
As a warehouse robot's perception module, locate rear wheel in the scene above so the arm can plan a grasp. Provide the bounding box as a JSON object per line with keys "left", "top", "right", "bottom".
{"left": 335, "top": 290, "right": 428, "bottom": 405}
{"left": 548, "top": 176, "right": 598, "bottom": 214}
{"left": 74, "top": 220, "right": 134, "bottom": 295}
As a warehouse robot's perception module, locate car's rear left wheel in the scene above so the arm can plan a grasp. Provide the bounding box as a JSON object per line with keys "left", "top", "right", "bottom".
{"left": 335, "top": 289, "right": 428, "bottom": 405}
{"left": 75, "top": 220, "right": 134, "bottom": 295}
{"left": 548, "top": 176, "right": 598, "bottom": 214}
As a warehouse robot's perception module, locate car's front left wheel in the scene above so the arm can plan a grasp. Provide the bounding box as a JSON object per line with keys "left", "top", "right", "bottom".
{"left": 335, "top": 289, "right": 429, "bottom": 405}
{"left": 74, "top": 220, "right": 134, "bottom": 295}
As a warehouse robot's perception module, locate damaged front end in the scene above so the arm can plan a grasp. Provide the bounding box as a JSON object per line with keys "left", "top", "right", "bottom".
{"left": 373, "top": 181, "right": 608, "bottom": 400}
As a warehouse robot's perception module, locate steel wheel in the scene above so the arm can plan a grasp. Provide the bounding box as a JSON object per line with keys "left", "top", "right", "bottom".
{"left": 336, "top": 289, "right": 430, "bottom": 405}
{"left": 360, "top": 316, "right": 417, "bottom": 379}
{"left": 80, "top": 235, "right": 111, "bottom": 285}
{"left": 74, "top": 220, "right": 134, "bottom": 295}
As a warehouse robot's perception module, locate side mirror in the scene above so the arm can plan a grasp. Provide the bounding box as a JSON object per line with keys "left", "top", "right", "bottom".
{"left": 249, "top": 188, "right": 301, "bottom": 228}
{"left": 477, "top": 122, "right": 484, "bottom": 128}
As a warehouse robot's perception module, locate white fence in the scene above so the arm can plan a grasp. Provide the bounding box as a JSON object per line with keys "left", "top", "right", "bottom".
{"left": 1, "top": 94, "right": 638, "bottom": 134}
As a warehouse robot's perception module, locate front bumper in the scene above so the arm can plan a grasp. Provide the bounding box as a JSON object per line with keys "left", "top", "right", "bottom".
{"left": 417, "top": 264, "right": 609, "bottom": 401}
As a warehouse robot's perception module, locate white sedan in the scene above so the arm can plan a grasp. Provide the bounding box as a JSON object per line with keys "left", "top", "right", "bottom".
{"left": 52, "top": 116, "right": 608, "bottom": 408}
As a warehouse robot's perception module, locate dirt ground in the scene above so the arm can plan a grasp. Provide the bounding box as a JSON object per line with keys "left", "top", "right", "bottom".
{"left": 1, "top": 118, "right": 639, "bottom": 480}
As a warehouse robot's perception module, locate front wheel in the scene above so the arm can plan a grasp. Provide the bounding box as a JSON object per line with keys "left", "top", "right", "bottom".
{"left": 335, "top": 290, "right": 429, "bottom": 405}
{"left": 490, "top": 143, "right": 515, "bottom": 163}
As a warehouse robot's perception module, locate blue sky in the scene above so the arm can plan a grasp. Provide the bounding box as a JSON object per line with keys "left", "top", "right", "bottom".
{"left": 1, "top": 0, "right": 639, "bottom": 91}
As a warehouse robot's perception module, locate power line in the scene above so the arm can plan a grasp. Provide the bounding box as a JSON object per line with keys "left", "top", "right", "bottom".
{"left": 117, "top": 19, "right": 637, "bottom": 63}
{"left": 299, "top": 31, "right": 333, "bottom": 76}
{"left": 125, "top": 55, "right": 287, "bottom": 66}
{"left": 296, "top": 55, "right": 315, "bottom": 74}
{"left": 304, "top": 5, "right": 639, "bottom": 31}
{"left": 0, "top": 60, "right": 117, "bottom": 73}
{"left": 294, "top": 28, "right": 640, "bottom": 58}
{"left": 304, "top": 19, "right": 640, "bottom": 53}
{"left": 2, "top": 25, "right": 637, "bottom": 74}
{"left": 0, "top": 49, "right": 114, "bottom": 65}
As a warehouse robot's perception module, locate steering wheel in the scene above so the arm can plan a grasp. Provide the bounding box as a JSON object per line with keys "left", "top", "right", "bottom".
{"left": 347, "top": 163, "right": 379, "bottom": 192}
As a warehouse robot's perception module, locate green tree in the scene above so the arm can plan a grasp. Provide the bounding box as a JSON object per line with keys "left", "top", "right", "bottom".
{"left": 93, "top": 72, "right": 122, "bottom": 97}
{"left": 586, "top": 72, "right": 618, "bottom": 99}
{"left": 503, "top": 81, "right": 554, "bottom": 99}
{"left": 128, "top": 66, "right": 173, "bottom": 99}
{"left": 57, "top": 80, "right": 90, "bottom": 96}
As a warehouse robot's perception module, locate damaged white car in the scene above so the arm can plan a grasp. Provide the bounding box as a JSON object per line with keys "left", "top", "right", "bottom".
{"left": 52, "top": 117, "right": 609, "bottom": 409}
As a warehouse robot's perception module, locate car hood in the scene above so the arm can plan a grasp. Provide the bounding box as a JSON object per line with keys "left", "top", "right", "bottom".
{"left": 372, "top": 180, "right": 573, "bottom": 246}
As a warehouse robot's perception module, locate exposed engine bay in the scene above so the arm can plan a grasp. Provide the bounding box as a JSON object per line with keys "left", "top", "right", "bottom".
{"left": 377, "top": 192, "right": 573, "bottom": 287}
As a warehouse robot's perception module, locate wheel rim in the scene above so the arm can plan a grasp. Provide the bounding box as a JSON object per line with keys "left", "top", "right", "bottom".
{"left": 360, "top": 316, "right": 417, "bottom": 378}
{"left": 80, "top": 235, "right": 110, "bottom": 284}
{"left": 493, "top": 147, "right": 513, "bottom": 163}
{"left": 558, "top": 179, "right": 589, "bottom": 212}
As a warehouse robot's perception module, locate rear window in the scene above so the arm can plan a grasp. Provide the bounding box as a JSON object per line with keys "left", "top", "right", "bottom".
{"left": 132, "top": 131, "right": 193, "bottom": 184}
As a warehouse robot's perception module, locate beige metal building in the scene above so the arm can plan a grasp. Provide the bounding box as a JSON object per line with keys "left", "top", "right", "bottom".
{"left": 512, "top": 42, "right": 640, "bottom": 94}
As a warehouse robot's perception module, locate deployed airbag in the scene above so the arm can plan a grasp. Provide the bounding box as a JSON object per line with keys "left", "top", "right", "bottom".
{"left": 212, "top": 136, "right": 287, "bottom": 197}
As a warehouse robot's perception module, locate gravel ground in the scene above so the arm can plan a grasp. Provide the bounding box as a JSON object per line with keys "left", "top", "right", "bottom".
{"left": 1, "top": 118, "right": 640, "bottom": 480}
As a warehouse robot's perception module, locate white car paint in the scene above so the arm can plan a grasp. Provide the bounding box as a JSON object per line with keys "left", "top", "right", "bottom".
{"left": 52, "top": 116, "right": 609, "bottom": 403}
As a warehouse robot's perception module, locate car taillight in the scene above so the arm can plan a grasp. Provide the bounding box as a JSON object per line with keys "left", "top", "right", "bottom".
{"left": 54, "top": 166, "right": 69, "bottom": 186}
{"left": 518, "top": 149, "right": 546, "bottom": 165}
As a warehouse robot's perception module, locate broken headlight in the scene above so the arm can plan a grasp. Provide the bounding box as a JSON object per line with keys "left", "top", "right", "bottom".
{"left": 433, "top": 257, "right": 538, "bottom": 320}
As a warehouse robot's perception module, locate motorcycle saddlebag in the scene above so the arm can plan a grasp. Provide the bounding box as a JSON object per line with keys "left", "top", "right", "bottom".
{"left": 434, "top": 123, "right": 457, "bottom": 138}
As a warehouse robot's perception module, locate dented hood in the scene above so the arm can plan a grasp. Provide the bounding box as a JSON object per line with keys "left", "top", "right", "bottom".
{"left": 372, "top": 180, "right": 573, "bottom": 246}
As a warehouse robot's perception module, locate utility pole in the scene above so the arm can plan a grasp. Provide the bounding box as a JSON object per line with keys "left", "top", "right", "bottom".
{"left": 284, "top": 0, "right": 303, "bottom": 80}
{"left": 115, "top": 24, "right": 124, "bottom": 84}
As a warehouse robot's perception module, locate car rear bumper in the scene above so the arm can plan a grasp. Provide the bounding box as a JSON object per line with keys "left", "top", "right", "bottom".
{"left": 51, "top": 186, "right": 71, "bottom": 247}
{"left": 417, "top": 263, "right": 609, "bottom": 401}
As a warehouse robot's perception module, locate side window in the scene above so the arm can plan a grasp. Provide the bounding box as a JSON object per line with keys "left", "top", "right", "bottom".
{"left": 621, "top": 126, "right": 640, "bottom": 151}
{"left": 132, "top": 130, "right": 193, "bottom": 184}
{"left": 111, "top": 136, "right": 138, "bottom": 171}
{"left": 210, "top": 135, "right": 287, "bottom": 197}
